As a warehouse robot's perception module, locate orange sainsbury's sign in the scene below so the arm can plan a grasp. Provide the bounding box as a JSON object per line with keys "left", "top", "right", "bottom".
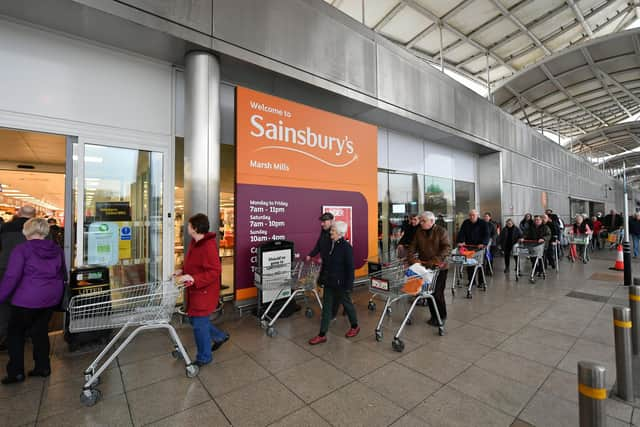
{"left": 235, "top": 87, "right": 377, "bottom": 301}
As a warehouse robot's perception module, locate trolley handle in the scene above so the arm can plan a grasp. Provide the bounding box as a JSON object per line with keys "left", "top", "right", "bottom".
{"left": 457, "top": 243, "right": 485, "bottom": 249}
{"left": 519, "top": 239, "right": 544, "bottom": 244}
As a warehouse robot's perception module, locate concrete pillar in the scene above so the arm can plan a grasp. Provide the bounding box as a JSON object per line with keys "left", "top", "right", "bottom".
{"left": 184, "top": 51, "right": 221, "bottom": 247}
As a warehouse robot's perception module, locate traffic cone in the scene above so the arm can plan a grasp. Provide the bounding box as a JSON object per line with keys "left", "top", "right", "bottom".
{"left": 610, "top": 244, "right": 624, "bottom": 271}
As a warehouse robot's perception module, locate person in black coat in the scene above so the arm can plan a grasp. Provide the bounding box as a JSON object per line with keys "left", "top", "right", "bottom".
{"left": 542, "top": 214, "right": 558, "bottom": 269}
{"left": 309, "top": 221, "right": 359, "bottom": 345}
{"left": 498, "top": 218, "right": 522, "bottom": 273}
{"left": 520, "top": 213, "right": 533, "bottom": 235}
{"left": 456, "top": 210, "right": 489, "bottom": 284}
{"left": 630, "top": 212, "right": 640, "bottom": 258}
{"left": 397, "top": 214, "right": 419, "bottom": 258}
{"left": 307, "top": 212, "right": 337, "bottom": 316}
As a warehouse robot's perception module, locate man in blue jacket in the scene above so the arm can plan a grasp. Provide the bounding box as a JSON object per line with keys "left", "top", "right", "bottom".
{"left": 309, "top": 221, "right": 359, "bottom": 344}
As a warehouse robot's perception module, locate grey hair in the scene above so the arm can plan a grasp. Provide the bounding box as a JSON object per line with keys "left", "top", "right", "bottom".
{"left": 22, "top": 218, "right": 50, "bottom": 239}
{"left": 333, "top": 221, "right": 348, "bottom": 237}
{"left": 19, "top": 205, "right": 35, "bottom": 218}
{"left": 420, "top": 211, "right": 436, "bottom": 222}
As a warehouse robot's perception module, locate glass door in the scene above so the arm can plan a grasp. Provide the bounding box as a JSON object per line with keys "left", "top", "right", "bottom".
{"left": 75, "top": 143, "right": 165, "bottom": 286}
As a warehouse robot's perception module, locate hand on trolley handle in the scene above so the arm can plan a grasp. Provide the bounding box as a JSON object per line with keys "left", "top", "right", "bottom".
{"left": 458, "top": 242, "right": 485, "bottom": 249}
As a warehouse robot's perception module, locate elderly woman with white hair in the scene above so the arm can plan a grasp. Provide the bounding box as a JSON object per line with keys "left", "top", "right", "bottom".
{"left": 309, "top": 221, "right": 359, "bottom": 345}
{"left": 0, "top": 218, "right": 66, "bottom": 384}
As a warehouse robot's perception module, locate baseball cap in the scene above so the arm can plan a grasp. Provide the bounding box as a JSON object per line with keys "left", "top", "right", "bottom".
{"left": 319, "top": 212, "right": 334, "bottom": 221}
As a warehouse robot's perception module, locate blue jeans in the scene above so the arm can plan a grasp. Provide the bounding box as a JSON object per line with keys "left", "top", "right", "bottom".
{"left": 633, "top": 234, "right": 640, "bottom": 257}
{"left": 189, "top": 316, "right": 227, "bottom": 364}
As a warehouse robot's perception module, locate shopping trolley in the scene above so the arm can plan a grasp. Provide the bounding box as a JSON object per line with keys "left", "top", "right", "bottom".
{"left": 68, "top": 281, "right": 197, "bottom": 407}
{"left": 448, "top": 245, "right": 487, "bottom": 299}
{"left": 255, "top": 261, "right": 322, "bottom": 337}
{"left": 550, "top": 237, "right": 560, "bottom": 272}
{"left": 370, "top": 264, "right": 444, "bottom": 352}
{"left": 568, "top": 234, "right": 591, "bottom": 263}
{"left": 513, "top": 240, "right": 546, "bottom": 283}
{"left": 366, "top": 251, "right": 407, "bottom": 311}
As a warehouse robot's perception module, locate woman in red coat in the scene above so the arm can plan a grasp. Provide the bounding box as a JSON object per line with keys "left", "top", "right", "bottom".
{"left": 175, "top": 214, "right": 228, "bottom": 366}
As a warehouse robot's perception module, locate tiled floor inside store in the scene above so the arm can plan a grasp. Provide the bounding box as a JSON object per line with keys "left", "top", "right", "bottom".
{"left": 3, "top": 250, "right": 640, "bottom": 426}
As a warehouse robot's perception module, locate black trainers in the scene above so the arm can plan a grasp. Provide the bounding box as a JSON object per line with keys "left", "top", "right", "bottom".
{"left": 211, "top": 334, "right": 230, "bottom": 352}
{"left": 1, "top": 374, "right": 25, "bottom": 385}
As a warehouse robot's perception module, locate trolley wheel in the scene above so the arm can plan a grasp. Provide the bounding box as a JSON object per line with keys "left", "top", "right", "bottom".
{"left": 438, "top": 327, "right": 445, "bottom": 336}
{"left": 406, "top": 317, "right": 413, "bottom": 326}
{"left": 386, "top": 307, "right": 392, "bottom": 315}
{"left": 80, "top": 388, "right": 102, "bottom": 407}
{"left": 304, "top": 308, "right": 314, "bottom": 318}
{"left": 515, "top": 276, "right": 519, "bottom": 281}
{"left": 451, "top": 288, "right": 455, "bottom": 296}
{"left": 529, "top": 278, "right": 535, "bottom": 284}
{"left": 367, "top": 301, "right": 376, "bottom": 311}
{"left": 466, "top": 291, "right": 472, "bottom": 299}
{"left": 171, "top": 350, "right": 183, "bottom": 360}
{"left": 375, "top": 330, "right": 383, "bottom": 342}
{"left": 260, "top": 320, "right": 268, "bottom": 329}
{"left": 266, "top": 327, "right": 277, "bottom": 337}
{"left": 185, "top": 363, "right": 199, "bottom": 378}
{"left": 391, "top": 338, "right": 405, "bottom": 353}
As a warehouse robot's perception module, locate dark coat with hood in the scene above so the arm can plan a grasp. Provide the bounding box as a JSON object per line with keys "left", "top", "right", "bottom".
{"left": 498, "top": 225, "right": 522, "bottom": 251}
{"left": 183, "top": 232, "right": 221, "bottom": 317}
{"left": 0, "top": 217, "right": 28, "bottom": 279}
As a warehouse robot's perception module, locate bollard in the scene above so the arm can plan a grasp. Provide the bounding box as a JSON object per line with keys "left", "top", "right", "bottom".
{"left": 630, "top": 286, "right": 640, "bottom": 356}
{"left": 578, "top": 361, "right": 607, "bottom": 427}
{"left": 623, "top": 241, "right": 632, "bottom": 286}
{"left": 613, "top": 306, "right": 634, "bottom": 401}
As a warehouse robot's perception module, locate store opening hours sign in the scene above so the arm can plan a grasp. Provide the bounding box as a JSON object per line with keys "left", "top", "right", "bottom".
{"left": 235, "top": 87, "right": 377, "bottom": 301}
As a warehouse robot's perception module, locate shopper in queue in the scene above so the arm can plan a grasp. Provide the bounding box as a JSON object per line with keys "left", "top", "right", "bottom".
{"left": 456, "top": 209, "right": 489, "bottom": 286}
{"left": 174, "top": 213, "right": 228, "bottom": 367}
{"left": 0, "top": 205, "right": 35, "bottom": 352}
{"left": 498, "top": 218, "right": 521, "bottom": 273}
{"left": 601, "top": 209, "right": 623, "bottom": 248}
{"left": 630, "top": 212, "right": 640, "bottom": 258}
{"left": 0, "top": 218, "right": 65, "bottom": 384}
{"left": 483, "top": 212, "right": 499, "bottom": 271}
{"left": 570, "top": 214, "right": 591, "bottom": 263}
{"left": 309, "top": 221, "right": 359, "bottom": 345}
{"left": 591, "top": 215, "right": 602, "bottom": 250}
{"left": 520, "top": 215, "right": 551, "bottom": 275}
{"left": 397, "top": 213, "right": 419, "bottom": 259}
{"left": 542, "top": 214, "right": 558, "bottom": 270}
{"left": 307, "top": 212, "right": 340, "bottom": 318}
{"left": 519, "top": 213, "right": 533, "bottom": 234}
{"left": 408, "top": 211, "right": 451, "bottom": 326}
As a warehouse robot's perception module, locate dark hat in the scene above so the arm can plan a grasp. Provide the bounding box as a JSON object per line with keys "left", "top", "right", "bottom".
{"left": 319, "top": 212, "right": 334, "bottom": 221}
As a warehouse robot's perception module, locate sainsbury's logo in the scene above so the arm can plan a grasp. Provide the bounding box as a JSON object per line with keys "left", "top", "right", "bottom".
{"left": 249, "top": 114, "right": 358, "bottom": 168}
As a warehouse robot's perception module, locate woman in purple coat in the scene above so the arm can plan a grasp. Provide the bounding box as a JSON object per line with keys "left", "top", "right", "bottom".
{"left": 0, "top": 218, "right": 65, "bottom": 384}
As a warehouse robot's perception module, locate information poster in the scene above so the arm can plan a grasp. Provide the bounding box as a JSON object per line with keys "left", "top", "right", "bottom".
{"left": 323, "top": 206, "right": 353, "bottom": 244}
{"left": 258, "top": 247, "right": 292, "bottom": 303}
{"left": 87, "top": 222, "right": 120, "bottom": 266}
{"left": 235, "top": 87, "right": 377, "bottom": 301}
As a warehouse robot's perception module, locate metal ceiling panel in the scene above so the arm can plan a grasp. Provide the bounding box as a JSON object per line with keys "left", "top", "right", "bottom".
{"left": 379, "top": 4, "right": 431, "bottom": 43}
{"left": 363, "top": 0, "right": 400, "bottom": 27}
{"left": 414, "top": 27, "right": 458, "bottom": 55}
{"left": 473, "top": 19, "right": 520, "bottom": 47}
{"left": 447, "top": 0, "right": 501, "bottom": 34}
{"left": 413, "top": 0, "right": 467, "bottom": 18}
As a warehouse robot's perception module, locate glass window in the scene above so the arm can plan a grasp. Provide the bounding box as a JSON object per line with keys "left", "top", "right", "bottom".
{"left": 454, "top": 180, "right": 476, "bottom": 238}
{"left": 388, "top": 172, "right": 421, "bottom": 253}
{"left": 83, "top": 144, "right": 163, "bottom": 285}
{"left": 378, "top": 171, "right": 389, "bottom": 255}
{"left": 425, "top": 176, "right": 454, "bottom": 241}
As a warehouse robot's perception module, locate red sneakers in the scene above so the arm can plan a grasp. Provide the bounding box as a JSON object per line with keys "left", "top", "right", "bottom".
{"left": 345, "top": 326, "right": 360, "bottom": 338}
{"left": 308, "top": 335, "right": 327, "bottom": 345}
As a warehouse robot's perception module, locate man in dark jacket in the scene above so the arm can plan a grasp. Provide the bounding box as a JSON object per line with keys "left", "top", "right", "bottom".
{"left": 630, "top": 212, "right": 640, "bottom": 257}
{"left": 408, "top": 211, "right": 451, "bottom": 325}
{"left": 602, "top": 209, "right": 623, "bottom": 231}
{"left": 522, "top": 215, "right": 551, "bottom": 275}
{"left": 307, "top": 212, "right": 334, "bottom": 285}
{"left": 498, "top": 218, "right": 522, "bottom": 272}
{"left": 542, "top": 214, "right": 558, "bottom": 269}
{"left": 0, "top": 206, "right": 35, "bottom": 351}
{"left": 309, "top": 221, "right": 358, "bottom": 345}
{"left": 397, "top": 214, "right": 419, "bottom": 257}
{"left": 456, "top": 210, "right": 489, "bottom": 285}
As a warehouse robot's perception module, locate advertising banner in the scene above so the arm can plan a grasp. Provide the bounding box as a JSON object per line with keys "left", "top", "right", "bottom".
{"left": 235, "top": 87, "right": 377, "bottom": 301}
{"left": 322, "top": 206, "right": 353, "bottom": 244}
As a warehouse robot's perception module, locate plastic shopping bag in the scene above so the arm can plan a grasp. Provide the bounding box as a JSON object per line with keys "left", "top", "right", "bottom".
{"left": 403, "top": 263, "right": 435, "bottom": 294}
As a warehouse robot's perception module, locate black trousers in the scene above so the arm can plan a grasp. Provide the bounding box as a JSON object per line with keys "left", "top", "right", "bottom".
{"left": 503, "top": 247, "right": 517, "bottom": 270}
{"left": 7, "top": 306, "right": 53, "bottom": 378}
{"left": 427, "top": 270, "right": 448, "bottom": 321}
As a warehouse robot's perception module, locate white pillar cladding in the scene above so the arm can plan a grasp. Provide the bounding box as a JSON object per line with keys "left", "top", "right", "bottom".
{"left": 184, "top": 51, "right": 221, "bottom": 246}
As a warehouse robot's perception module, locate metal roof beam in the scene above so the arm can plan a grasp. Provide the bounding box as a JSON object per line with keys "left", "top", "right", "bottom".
{"left": 598, "top": 68, "right": 640, "bottom": 106}
{"left": 373, "top": 2, "right": 404, "bottom": 31}
{"left": 539, "top": 64, "right": 608, "bottom": 127}
{"left": 406, "top": 0, "right": 475, "bottom": 48}
{"left": 505, "top": 85, "right": 587, "bottom": 134}
{"left": 406, "top": 46, "right": 491, "bottom": 88}
{"left": 438, "top": 0, "right": 538, "bottom": 59}
{"left": 581, "top": 47, "right": 633, "bottom": 118}
{"left": 566, "top": 0, "right": 594, "bottom": 37}
{"left": 401, "top": 0, "right": 517, "bottom": 73}
{"left": 489, "top": 0, "right": 551, "bottom": 55}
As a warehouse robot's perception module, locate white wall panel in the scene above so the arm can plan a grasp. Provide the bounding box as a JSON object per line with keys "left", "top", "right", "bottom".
{"left": 453, "top": 151, "right": 477, "bottom": 182}
{"left": 424, "top": 141, "right": 453, "bottom": 179}
{"left": 377, "top": 128, "right": 389, "bottom": 169}
{"left": 0, "top": 19, "right": 172, "bottom": 136}
{"left": 387, "top": 130, "right": 424, "bottom": 173}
